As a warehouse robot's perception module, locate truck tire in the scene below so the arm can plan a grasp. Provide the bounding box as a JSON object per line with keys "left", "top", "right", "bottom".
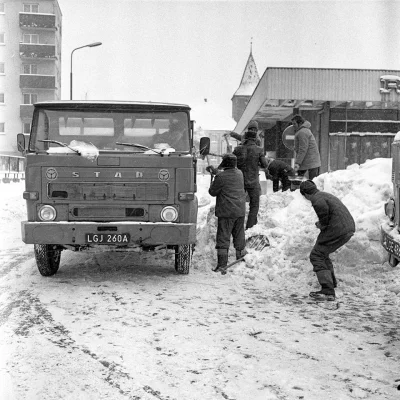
{"left": 388, "top": 254, "right": 399, "bottom": 268}
{"left": 174, "top": 244, "right": 192, "bottom": 274}
{"left": 34, "top": 244, "right": 61, "bottom": 276}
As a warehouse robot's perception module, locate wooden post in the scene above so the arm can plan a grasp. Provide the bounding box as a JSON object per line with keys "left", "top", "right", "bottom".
{"left": 319, "top": 101, "right": 330, "bottom": 173}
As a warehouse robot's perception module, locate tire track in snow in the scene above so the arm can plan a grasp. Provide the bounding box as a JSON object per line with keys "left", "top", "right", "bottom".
{"left": 7, "top": 289, "right": 177, "bottom": 400}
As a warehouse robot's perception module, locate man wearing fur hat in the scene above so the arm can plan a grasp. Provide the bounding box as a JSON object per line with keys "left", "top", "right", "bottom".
{"left": 300, "top": 180, "right": 355, "bottom": 301}
{"left": 208, "top": 154, "right": 247, "bottom": 272}
{"left": 233, "top": 120, "right": 269, "bottom": 229}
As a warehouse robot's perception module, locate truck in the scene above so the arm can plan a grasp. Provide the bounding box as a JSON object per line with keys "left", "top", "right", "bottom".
{"left": 17, "top": 100, "right": 198, "bottom": 276}
{"left": 381, "top": 131, "right": 400, "bottom": 267}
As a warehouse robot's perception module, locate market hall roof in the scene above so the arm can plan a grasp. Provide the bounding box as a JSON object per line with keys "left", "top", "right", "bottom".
{"left": 233, "top": 67, "right": 400, "bottom": 134}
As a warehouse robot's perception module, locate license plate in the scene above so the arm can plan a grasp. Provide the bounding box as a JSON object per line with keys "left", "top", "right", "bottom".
{"left": 381, "top": 229, "right": 400, "bottom": 258}
{"left": 86, "top": 233, "right": 130, "bottom": 244}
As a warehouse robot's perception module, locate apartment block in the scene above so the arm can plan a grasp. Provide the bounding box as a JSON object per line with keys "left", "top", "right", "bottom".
{"left": 0, "top": 0, "right": 62, "bottom": 155}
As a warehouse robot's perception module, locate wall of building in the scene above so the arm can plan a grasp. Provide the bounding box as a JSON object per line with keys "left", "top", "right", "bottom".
{"left": 0, "top": 0, "right": 62, "bottom": 155}
{"left": 260, "top": 104, "right": 400, "bottom": 173}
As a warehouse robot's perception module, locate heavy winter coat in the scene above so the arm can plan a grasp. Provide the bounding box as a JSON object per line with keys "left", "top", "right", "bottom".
{"left": 229, "top": 131, "right": 262, "bottom": 147}
{"left": 233, "top": 138, "right": 268, "bottom": 188}
{"left": 309, "top": 190, "right": 355, "bottom": 244}
{"left": 208, "top": 167, "right": 246, "bottom": 218}
{"left": 266, "top": 159, "right": 295, "bottom": 180}
{"left": 294, "top": 122, "right": 321, "bottom": 170}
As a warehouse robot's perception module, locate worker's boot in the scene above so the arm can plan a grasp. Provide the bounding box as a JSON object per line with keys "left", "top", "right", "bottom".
{"left": 212, "top": 249, "right": 229, "bottom": 272}
{"left": 235, "top": 248, "right": 248, "bottom": 260}
{"left": 312, "top": 270, "right": 336, "bottom": 300}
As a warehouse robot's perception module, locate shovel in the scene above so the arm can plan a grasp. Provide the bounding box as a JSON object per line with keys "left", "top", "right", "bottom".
{"left": 288, "top": 174, "right": 307, "bottom": 191}
{"left": 218, "top": 234, "right": 270, "bottom": 275}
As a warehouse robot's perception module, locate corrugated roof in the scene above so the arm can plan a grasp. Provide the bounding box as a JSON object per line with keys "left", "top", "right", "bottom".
{"left": 233, "top": 67, "right": 400, "bottom": 134}
{"left": 262, "top": 67, "right": 400, "bottom": 101}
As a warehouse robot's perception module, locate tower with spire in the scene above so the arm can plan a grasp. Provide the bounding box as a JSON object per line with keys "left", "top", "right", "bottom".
{"left": 231, "top": 41, "right": 260, "bottom": 123}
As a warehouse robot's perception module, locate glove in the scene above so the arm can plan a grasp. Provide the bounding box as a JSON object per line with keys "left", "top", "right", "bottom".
{"left": 206, "top": 165, "right": 218, "bottom": 175}
{"left": 294, "top": 163, "right": 300, "bottom": 172}
{"left": 264, "top": 170, "right": 273, "bottom": 180}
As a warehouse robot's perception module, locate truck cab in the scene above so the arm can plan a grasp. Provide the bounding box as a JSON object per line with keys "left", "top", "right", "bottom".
{"left": 18, "top": 100, "right": 198, "bottom": 276}
{"left": 381, "top": 131, "right": 400, "bottom": 267}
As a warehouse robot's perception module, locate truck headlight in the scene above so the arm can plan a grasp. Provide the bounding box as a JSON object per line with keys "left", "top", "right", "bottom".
{"left": 161, "top": 206, "right": 178, "bottom": 222}
{"left": 385, "top": 198, "right": 395, "bottom": 221}
{"left": 38, "top": 205, "right": 57, "bottom": 221}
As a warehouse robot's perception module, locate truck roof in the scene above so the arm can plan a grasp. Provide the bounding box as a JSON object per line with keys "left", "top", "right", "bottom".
{"left": 33, "top": 100, "right": 191, "bottom": 111}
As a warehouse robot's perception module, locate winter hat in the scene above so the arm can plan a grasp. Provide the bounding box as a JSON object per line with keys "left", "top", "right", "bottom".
{"left": 247, "top": 120, "right": 259, "bottom": 130}
{"left": 218, "top": 153, "right": 237, "bottom": 169}
{"left": 244, "top": 130, "right": 257, "bottom": 140}
{"left": 299, "top": 180, "right": 318, "bottom": 196}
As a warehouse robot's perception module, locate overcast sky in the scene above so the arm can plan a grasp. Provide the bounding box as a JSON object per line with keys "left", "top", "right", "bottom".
{"left": 58, "top": 0, "right": 400, "bottom": 130}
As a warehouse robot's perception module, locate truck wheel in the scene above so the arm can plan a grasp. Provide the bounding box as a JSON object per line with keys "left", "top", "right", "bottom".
{"left": 34, "top": 244, "right": 61, "bottom": 276}
{"left": 174, "top": 244, "right": 192, "bottom": 274}
{"left": 388, "top": 254, "right": 399, "bottom": 268}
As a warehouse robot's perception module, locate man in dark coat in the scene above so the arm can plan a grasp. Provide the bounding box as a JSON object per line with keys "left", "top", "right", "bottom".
{"left": 291, "top": 115, "right": 321, "bottom": 180}
{"left": 208, "top": 154, "right": 247, "bottom": 272}
{"left": 233, "top": 120, "right": 269, "bottom": 229}
{"left": 300, "top": 180, "right": 355, "bottom": 301}
{"left": 265, "top": 158, "right": 296, "bottom": 192}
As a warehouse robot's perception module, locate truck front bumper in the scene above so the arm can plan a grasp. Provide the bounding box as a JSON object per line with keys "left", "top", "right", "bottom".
{"left": 21, "top": 221, "right": 196, "bottom": 246}
{"left": 381, "top": 221, "right": 400, "bottom": 259}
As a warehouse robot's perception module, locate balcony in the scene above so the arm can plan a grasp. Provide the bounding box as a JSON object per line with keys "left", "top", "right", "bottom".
{"left": 19, "top": 13, "right": 56, "bottom": 30}
{"left": 20, "top": 105, "right": 34, "bottom": 119}
{"left": 20, "top": 43, "right": 56, "bottom": 60}
{"left": 20, "top": 74, "right": 55, "bottom": 89}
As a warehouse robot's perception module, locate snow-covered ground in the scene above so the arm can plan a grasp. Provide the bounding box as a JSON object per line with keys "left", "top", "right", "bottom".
{"left": 0, "top": 158, "right": 399, "bottom": 399}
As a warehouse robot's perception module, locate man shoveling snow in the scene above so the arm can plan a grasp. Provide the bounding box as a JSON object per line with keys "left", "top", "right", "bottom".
{"left": 300, "top": 180, "right": 356, "bottom": 301}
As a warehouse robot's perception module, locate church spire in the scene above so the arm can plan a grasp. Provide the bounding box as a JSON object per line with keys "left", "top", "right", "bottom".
{"left": 233, "top": 40, "right": 260, "bottom": 97}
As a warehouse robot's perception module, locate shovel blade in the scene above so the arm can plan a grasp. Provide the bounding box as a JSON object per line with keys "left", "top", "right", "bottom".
{"left": 246, "top": 234, "right": 270, "bottom": 251}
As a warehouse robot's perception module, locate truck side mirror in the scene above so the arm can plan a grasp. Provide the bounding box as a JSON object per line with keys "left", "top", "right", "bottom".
{"left": 17, "top": 133, "right": 27, "bottom": 154}
{"left": 199, "top": 137, "right": 210, "bottom": 157}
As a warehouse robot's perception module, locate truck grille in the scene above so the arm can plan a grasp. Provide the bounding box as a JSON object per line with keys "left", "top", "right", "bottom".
{"left": 72, "top": 207, "right": 145, "bottom": 218}
{"left": 48, "top": 182, "right": 169, "bottom": 201}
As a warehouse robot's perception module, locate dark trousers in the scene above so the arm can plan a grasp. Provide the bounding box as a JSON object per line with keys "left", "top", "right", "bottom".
{"left": 310, "top": 232, "right": 354, "bottom": 293}
{"left": 298, "top": 167, "right": 320, "bottom": 180}
{"left": 245, "top": 186, "right": 260, "bottom": 229}
{"left": 216, "top": 216, "right": 246, "bottom": 250}
{"left": 272, "top": 174, "right": 293, "bottom": 192}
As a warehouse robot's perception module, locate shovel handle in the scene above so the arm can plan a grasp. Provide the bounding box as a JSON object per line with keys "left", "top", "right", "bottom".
{"left": 220, "top": 256, "right": 245, "bottom": 274}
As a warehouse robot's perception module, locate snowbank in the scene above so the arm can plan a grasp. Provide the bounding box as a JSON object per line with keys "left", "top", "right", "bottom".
{"left": 196, "top": 159, "right": 400, "bottom": 303}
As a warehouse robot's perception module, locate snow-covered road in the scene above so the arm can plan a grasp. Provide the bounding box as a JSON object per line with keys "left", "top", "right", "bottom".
{"left": 1, "top": 245, "right": 399, "bottom": 399}
{"left": 1, "top": 161, "right": 400, "bottom": 399}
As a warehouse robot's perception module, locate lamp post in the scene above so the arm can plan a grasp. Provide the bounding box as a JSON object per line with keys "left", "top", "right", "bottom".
{"left": 70, "top": 42, "right": 102, "bottom": 100}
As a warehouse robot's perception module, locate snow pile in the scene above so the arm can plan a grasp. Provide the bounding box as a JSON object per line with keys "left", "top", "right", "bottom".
{"left": 195, "top": 159, "right": 400, "bottom": 303}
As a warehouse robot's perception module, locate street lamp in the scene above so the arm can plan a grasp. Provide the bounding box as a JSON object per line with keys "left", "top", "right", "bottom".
{"left": 70, "top": 42, "right": 102, "bottom": 100}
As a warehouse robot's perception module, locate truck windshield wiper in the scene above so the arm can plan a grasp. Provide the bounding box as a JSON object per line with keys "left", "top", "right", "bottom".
{"left": 38, "top": 139, "right": 81, "bottom": 155}
{"left": 115, "top": 142, "right": 164, "bottom": 156}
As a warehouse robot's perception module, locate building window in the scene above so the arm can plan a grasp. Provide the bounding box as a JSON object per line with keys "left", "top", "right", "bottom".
{"left": 0, "top": 3, "right": 4, "bottom": 13}
{"left": 0, "top": 33, "right": 4, "bottom": 44}
{"left": 23, "top": 3, "right": 39, "bottom": 13}
{"left": 23, "top": 34, "right": 39, "bottom": 44}
{"left": 0, "top": 93, "right": 4, "bottom": 103}
{"left": 23, "top": 122, "right": 31, "bottom": 134}
{"left": 0, "top": 123, "right": 4, "bottom": 134}
{"left": 23, "top": 64, "right": 37, "bottom": 74}
{"left": 0, "top": 63, "right": 4, "bottom": 74}
{"left": 23, "top": 93, "right": 37, "bottom": 104}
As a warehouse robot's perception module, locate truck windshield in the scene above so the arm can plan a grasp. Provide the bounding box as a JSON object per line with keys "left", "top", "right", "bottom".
{"left": 29, "top": 108, "right": 190, "bottom": 153}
